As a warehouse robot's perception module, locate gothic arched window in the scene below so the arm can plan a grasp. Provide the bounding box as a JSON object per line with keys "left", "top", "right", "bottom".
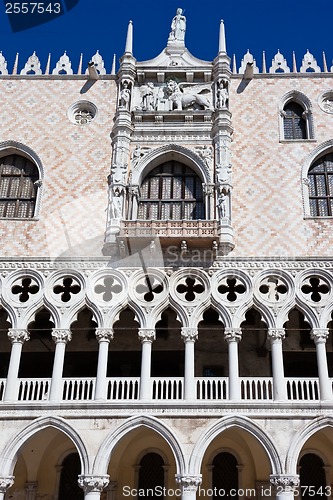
{"left": 212, "top": 452, "right": 239, "bottom": 499}
{"left": 299, "top": 453, "right": 326, "bottom": 499}
{"left": 0, "top": 154, "right": 39, "bottom": 218}
{"left": 308, "top": 153, "right": 333, "bottom": 216}
{"left": 283, "top": 102, "right": 307, "bottom": 140}
{"left": 138, "top": 161, "right": 204, "bottom": 220}
{"left": 138, "top": 452, "right": 165, "bottom": 499}
{"left": 58, "top": 453, "right": 84, "bottom": 500}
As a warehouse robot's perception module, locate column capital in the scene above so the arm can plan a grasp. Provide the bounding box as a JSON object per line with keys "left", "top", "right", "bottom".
{"left": 181, "top": 327, "right": 198, "bottom": 343}
{"left": 175, "top": 474, "right": 202, "bottom": 491}
{"left": 0, "top": 476, "right": 14, "bottom": 493}
{"left": 8, "top": 329, "right": 30, "bottom": 344}
{"left": 78, "top": 475, "right": 109, "bottom": 493}
{"left": 25, "top": 481, "right": 38, "bottom": 491}
{"left": 51, "top": 329, "right": 72, "bottom": 344}
{"left": 95, "top": 328, "right": 114, "bottom": 342}
{"left": 268, "top": 328, "right": 286, "bottom": 341}
{"left": 138, "top": 328, "right": 155, "bottom": 343}
{"left": 224, "top": 327, "right": 242, "bottom": 343}
{"left": 311, "top": 328, "right": 329, "bottom": 344}
{"left": 270, "top": 474, "right": 299, "bottom": 491}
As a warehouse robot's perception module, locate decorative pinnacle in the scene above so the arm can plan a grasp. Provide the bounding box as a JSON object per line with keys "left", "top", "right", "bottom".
{"left": 111, "top": 53, "right": 116, "bottom": 75}
{"left": 218, "top": 19, "right": 226, "bottom": 53}
{"left": 125, "top": 20, "right": 133, "bottom": 54}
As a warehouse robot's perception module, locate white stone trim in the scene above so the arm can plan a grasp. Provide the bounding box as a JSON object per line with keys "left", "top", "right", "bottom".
{"left": 278, "top": 90, "right": 314, "bottom": 142}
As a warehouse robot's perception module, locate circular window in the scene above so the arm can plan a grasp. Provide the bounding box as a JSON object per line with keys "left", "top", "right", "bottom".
{"left": 318, "top": 91, "right": 333, "bottom": 114}
{"left": 68, "top": 101, "right": 97, "bottom": 125}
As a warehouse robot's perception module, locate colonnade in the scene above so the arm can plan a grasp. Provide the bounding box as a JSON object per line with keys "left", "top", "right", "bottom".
{"left": 2, "top": 325, "right": 332, "bottom": 402}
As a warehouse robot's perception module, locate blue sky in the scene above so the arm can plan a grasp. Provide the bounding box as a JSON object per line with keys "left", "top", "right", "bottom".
{"left": 0, "top": 0, "right": 331, "bottom": 74}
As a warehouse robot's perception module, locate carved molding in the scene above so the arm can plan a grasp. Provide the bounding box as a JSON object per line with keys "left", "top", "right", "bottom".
{"left": 51, "top": 329, "right": 72, "bottom": 344}
{"left": 138, "top": 329, "right": 156, "bottom": 343}
{"left": 78, "top": 475, "right": 109, "bottom": 493}
{"left": 8, "top": 329, "right": 30, "bottom": 344}
{"left": 181, "top": 327, "right": 198, "bottom": 342}
{"left": 224, "top": 328, "right": 242, "bottom": 343}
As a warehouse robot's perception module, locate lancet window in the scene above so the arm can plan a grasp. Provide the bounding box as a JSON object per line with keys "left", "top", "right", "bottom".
{"left": 308, "top": 153, "right": 333, "bottom": 216}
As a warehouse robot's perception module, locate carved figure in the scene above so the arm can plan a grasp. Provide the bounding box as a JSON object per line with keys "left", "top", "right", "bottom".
{"left": 168, "top": 8, "right": 186, "bottom": 42}
{"left": 140, "top": 82, "right": 156, "bottom": 110}
{"left": 165, "top": 78, "right": 213, "bottom": 111}
{"left": 119, "top": 82, "right": 131, "bottom": 109}
{"left": 109, "top": 189, "right": 123, "bottom": 220}
{"left": 217, "top": 192, "right": 227, "bottom": 218}
{"left": 216, "top": 79, "right": 229, "bottom": 108}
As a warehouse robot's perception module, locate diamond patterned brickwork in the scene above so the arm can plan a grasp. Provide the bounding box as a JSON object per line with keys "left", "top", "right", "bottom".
{"left": 230, "top": 75, "right": 333, "bottom": 257}
{"left": 0, "top": 77, "right": 117, "bottom": 258}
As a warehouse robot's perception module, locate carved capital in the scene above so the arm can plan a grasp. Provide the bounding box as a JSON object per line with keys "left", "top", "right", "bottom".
{"left": 8, "top": 329, "right": 30, "bottom": 344}
{"left": 0, "top": 476, "right": 14, "bottom": 493}
{"left": 95, "top": 328, "right": 114, "bottom": 342}
{"left": 175, "top": 475, "right": 202, "bottom": 491}
{"left": 51, "top": 329, "right": 72, "bottom": 344}
{"left": 224, "top": 328, "right": 242, "bottom": 343}
{"left": 138, "top": 329, "right": 156, "bottom": 343}
{"left": 25, "top": 481, "right": 38, "bottom": 492}
{"left": 270, "top": 474, "right": 299, "bottom": 491}
{"left": 78, "top": 475, "right": 109, "bottom": 493}
{"left": 268, "top": 328, "right": 285, "bottom": 342}
{"left": 311, "top": 328, "right": 329, "bottom": 344}
{"left": 181, "top": 327, "right": 198, "bottom": 343}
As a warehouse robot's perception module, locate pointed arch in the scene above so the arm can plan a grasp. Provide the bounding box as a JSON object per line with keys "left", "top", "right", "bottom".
{"left": 279, "top": 91, "right": 314, "bottom": 141}
{"left": 189, "top": 415, "right": 282, "bottom": 475}
{"left": 0, "top": 415, "right": 90, "bottom": 477}
{"left": 286, "top": 416, "right": 333, "bottom": 474}
{"left": 93, "top": 415, "right": 185, "bottom": 476}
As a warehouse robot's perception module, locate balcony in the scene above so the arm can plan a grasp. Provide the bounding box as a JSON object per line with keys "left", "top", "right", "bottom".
{"left": 0, "top": 376, "right": 326, "bottom": 404}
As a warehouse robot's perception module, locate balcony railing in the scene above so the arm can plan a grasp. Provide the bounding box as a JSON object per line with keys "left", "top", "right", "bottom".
{"left": 0, "top": 376, "right": 325, "bottom": 403}
{"left": 121, "top": 220, "right": 218, "bottom": 238}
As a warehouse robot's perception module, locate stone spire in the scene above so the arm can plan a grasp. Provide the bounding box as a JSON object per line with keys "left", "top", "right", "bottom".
{"left": 218, "top": 20, "right": 226, "bottom": 53}
{"left": 111, "top": 53, "right": 116, "bottom": 75}
{"left": 125, "top": 20, "right": 133, "bottom": 54}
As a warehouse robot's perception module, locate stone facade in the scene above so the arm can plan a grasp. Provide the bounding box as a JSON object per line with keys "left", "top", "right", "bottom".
{"left": 0, "top": 9, "right": 333, "bottom": 500}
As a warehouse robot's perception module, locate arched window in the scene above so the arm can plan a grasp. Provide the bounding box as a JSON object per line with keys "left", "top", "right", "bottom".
{"left": 138, "top": 160, "right": 204, "bottom": 220}
{"left": 212, "top": 452, "right": 239, "bottom": 499}
{"left": 283, "top": 102, "right": 307, "bottom": 140}
{"left": 0, "top": 154, "right": 39, "bottom": 218}
{"left": 308, "top": 153, "right": 333, "bottom": 216}
{"left": 138, "top": 452, "right": 164, "bottom": 499}
{"left": 299, "top": 453, "right": 326, "bottom": 499}
{"left": 58, "top": 453, "right": 84, "bottom": 500}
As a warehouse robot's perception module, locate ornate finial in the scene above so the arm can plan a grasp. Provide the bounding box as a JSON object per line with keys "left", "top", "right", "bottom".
{"left": 262, "top": 51, "right": 267, "bottom": 73}
{"left": 269, "top": 50, "right": 290, "bottom": 73}
{"left": 20, "top": 52, "right": 42, "bottom": 75}
{"left": 45, "top": 53, "right": 51, "bottom": 75}
{"left": 86, "top": 50, "right": 106, "bottom": 75}
{"left": 323, "top": 51, "right": 328, "bottom": 72}
{"left": 12, "top": 52, "right": 19, "bottom": 75}
{"left": 300, "top": 49, "right": 321, "bottom": 73}
{"left": 53, "top": 51, "right": 73, "bottom": 75}
{"left": 292, "top": 51, "right": 297, "bottom": 72}
{"left": 77, "top": 53, "right": 83, "bottom": 74}
{"left": 168, "top": 8, "right": 186, "bottom": 45}
{"left": 125, "top": 20, "right": 133, "bottom": 54}
{"left": 218, "top": 19, "right": 226, "bottom": 53}
{"left": 111, "top": 53, "right": 116, "bottom": 75}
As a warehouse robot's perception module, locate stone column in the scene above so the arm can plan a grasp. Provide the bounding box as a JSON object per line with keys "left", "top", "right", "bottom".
{"left": 0, "top": 476, "right": 14, "bottom": 500}
{"left": 95, "top": 328, "right": 114, "bottom": 400}
{"left": 224, "top": 328, "right": 242, "bottom": 400}
{"left": 138, "top": 329, "right": 155, "bottom": 400}
{"left": 311, "top": 329, "right": 333, "bottom": 400}
{"left": 175, "top": 475, "right": 202, "bottom": 500}
{"left": 25, "top": 481, "right": 38, "bottom": 500}
{"left": 270, "top": 474, "right": 299, "bottom": 500}
{"left": 49, "top": 329, "right": 72, "bottom": 402}
{"left": 268, "top": 328, "right": 287, "bottom": 401}
{"left": 78, "top": 475, "right": 109, "bottom": 500}
{"left": 181, "top": 328, "right": 198, "bottom": 400}
{"left": 3, "top": 329, "right": 30, "bottom": 402}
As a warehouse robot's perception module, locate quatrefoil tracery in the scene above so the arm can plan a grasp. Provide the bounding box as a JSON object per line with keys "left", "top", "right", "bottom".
{"left": 135, "top": 275, "right": 164, "bottom": 302}
{"left": 301, "top": 276, "right": 330, "bottom": 303}
{"left": 53, "top": 277, "right": 81, "bottom": 303}
{"left": 259, "top": 277, "right": 288, "bottom": 302}
{"left": 176, "top": 276, "right": 205, "bottom": 302}
{"left": 218, "top": 277, "right": 246, "bottom": 302}
{"left": 94, "top": 276, "right": 122, "bottom": 302}
{"left": 12, "top": 277, "right": 39, "bottom": 303}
